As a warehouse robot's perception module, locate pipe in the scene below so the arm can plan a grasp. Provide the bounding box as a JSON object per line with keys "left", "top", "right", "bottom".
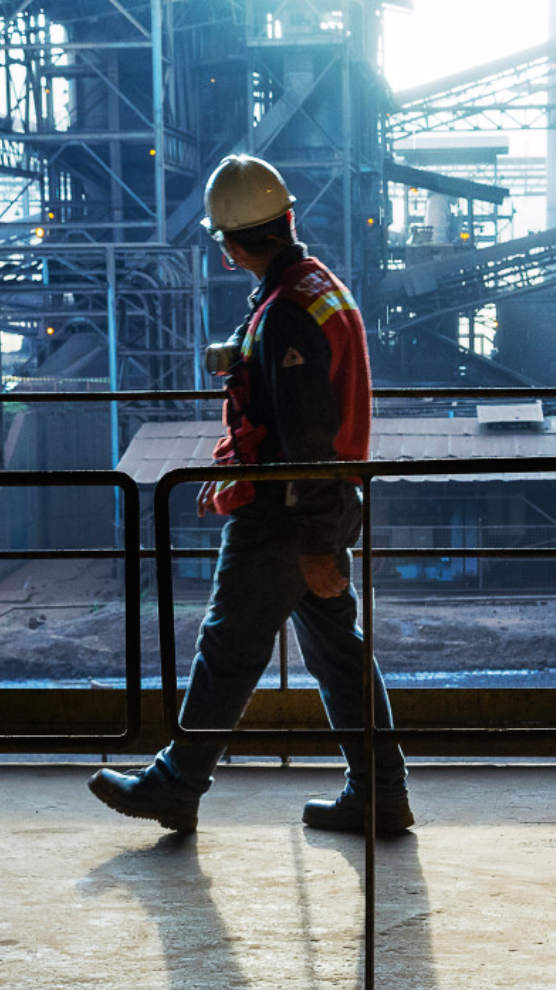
{"left": 342, "top": 35, "right": 352, "bottom": 285}
{"left": 547, "top": 0, "right": 556, "bottom": 228}
{"left": 151, "top": 0, "right": 167, "bottom": 244}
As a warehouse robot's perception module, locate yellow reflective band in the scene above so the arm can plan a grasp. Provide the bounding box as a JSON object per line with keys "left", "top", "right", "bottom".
{"left": 215, "top": 479, "right": 236, "bottom": 493}
{"left": 241, "top": 334, "right": 254, "bottom": 359}
{"left": 241, "top": 323, "right": 262, "bottom": 359}
{"left": 307, "top": 288, "right": 357, "bottom": 326}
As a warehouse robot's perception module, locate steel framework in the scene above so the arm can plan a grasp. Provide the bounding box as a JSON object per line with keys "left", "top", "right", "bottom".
{"left": 0, "top": 2, "right": 210, "bottom": 441}
{"left": 1, "top": 3, "right": 556, "bottom": 418}
{"left": 0, "top": 0, "right": 390, "bottom": 416}
{"left": 389, "top": 41, "right": 556, "bottom": 140}
{"left": 375, "top": 226, "right": 556, "bottom": 328}
{"left": 386, "top": 40, "right": 556, "bottom": 245}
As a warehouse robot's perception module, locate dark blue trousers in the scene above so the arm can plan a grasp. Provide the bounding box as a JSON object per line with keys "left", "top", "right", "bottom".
{"left": 159, "top": 505, "right": 407, "bottom": 797}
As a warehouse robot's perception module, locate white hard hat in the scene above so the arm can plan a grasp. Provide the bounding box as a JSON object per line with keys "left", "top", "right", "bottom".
{"left": 200, "top": 154, "right": 295, "bottom": 235}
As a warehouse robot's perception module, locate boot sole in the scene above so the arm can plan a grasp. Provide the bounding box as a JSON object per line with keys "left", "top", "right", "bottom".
{"left": 302, "top": 808, "right": 415, "bottom": 835}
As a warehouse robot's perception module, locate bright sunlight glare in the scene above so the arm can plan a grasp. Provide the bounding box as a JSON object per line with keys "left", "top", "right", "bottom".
{"left": 1, "top": 332, "right": 23, "bottom": 354}
{"left": 384, "top": 0, "right": 550, "bottom": 93}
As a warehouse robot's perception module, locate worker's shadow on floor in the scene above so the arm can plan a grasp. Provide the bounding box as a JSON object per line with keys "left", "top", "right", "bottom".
{"left": 302, "top": 826, "right": 440, "bottom": 990}
{"left": 78, "top": 820, "right": 438, "bottom": 990}
{"left": 79, "top": 831, "right": 248, "bottom": 990}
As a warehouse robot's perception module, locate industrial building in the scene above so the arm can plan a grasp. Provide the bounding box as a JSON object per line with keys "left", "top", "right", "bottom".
{"left": 1, "top": 2, "right": 556, "bottom": 988}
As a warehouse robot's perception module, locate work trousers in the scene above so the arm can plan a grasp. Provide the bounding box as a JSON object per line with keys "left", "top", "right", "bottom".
{"left": 158, "top": 503, "right": 407, "bottom": 796}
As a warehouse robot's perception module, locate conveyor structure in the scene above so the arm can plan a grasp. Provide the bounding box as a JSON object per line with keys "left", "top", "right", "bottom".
{"left": 369, "top": 227, "right": 556, "bottom": 387}
{"left": 374, "top": 227, "right": 556, "bottom": 327}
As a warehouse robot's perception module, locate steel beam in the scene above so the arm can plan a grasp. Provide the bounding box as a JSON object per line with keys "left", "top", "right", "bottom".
{"left": 107, "top": 0, "right": 151, "bottom": 40}
{"left": 10, "top": 131, "right": 153, "bottom": 142}
{"left": 0, "top": 41, "right": 152, "bottom": 51}
{"left": 385, "top": 160, "right": 508, "bottom": 205}
{"left": 151, "top": 0, "right": 167, "bottom": 244}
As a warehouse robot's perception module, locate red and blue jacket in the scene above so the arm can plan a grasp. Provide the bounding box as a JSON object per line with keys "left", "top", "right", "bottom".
{"left": 212, "top": 243, "right": 372, "bottom": 554}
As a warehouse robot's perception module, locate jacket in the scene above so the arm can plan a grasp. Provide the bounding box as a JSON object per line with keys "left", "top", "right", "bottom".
{"left": 212, "top": 243, "right": 372, "bottom": 554}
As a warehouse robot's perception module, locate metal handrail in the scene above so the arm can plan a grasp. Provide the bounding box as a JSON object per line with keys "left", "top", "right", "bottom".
{"left": 0, "top": 470, "right": 142, "bottom": 753}
{"left": 153, "top": 456, "right": 556, "bottom": 990}
{"left": 4, "top": 389, "right": 556, "bottom": 989}
{"left": 154, "top": 454, "right": 556, "bottom": 746}
{"left": 1, "top": 386, "right": 556, "bottom": 402}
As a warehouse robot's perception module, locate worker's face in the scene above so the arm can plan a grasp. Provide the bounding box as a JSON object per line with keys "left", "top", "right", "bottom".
{"left": 222, "top": 235, "right": 263, "bottom": 277}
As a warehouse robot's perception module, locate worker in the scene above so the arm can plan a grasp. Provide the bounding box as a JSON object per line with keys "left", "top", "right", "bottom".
{"left": 89, "top": 154, "right": 414, "bottom": 836}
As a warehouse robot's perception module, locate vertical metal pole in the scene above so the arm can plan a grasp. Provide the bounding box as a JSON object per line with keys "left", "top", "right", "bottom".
{"left": 122, "top": 476, "right": 142, "bottom": 740}
{"left": 478, "top": 516, "right": 484, "bottom": 593}
{"left": 3, "top": 20, "right": 11, "bottom": 130}
{"left": 0, "top": 345, "right": 3, "bottom": 470}
{"left": 106, "top": 246, "right": 121, "bottom": 543}
{"left": 493, "top": 160, "right": 499, "bottom": 243}
{"left": 342, "top": 36, "right": 352, "bottom": 286}
{"left": 362, "top": 477, "right": 376, "bottom": 990}
{"left": 403, "top": 183, "right": 410, "bottom": 242}
{"left": 151, "top": 0, "right": 167, "bottom": 244}
{"left": 108, "top": 51, "right": 124, "bottom": 244}
{"left": 548, "top": 0, "right": 556, "bottom": 229}
{"left": 165, "top": 0, "right": 176, "bottom": 125}
{"left": 192, "top": 246, "right": 203, "bottom": 421}
{"left": 279, "top": 622, "right": 290, "bottom": 765}
{"left": 155, "top": 475, "right": 180, "bottom": 734}
{"left": 279, "top": 624, "right": 289, "bottom": 692}
{"left": 467, "top": 197, "right": 474, "bottom": 248}
{"left": 468, "top": 309, "right": 475, "bottom": 353}
{"left": 246, "top": 24, "right": 255, "bottom": 155}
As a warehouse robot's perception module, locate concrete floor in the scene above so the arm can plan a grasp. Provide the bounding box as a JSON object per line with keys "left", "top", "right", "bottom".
{"left": 1, "top": 763, "right": 555, "bottom": 990}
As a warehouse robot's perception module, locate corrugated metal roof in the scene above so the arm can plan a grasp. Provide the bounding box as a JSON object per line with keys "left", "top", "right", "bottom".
{"left": 116, "top": 422, "right": 221, "bottom": 484}
{"left": 116, "top": 418, "right": 556, "bottom": 485}
{"left": 370, "top": 417, "right": 556, "bottom": 482}
{"left": 476, "top": 401, "right": 544, "bottom": 426}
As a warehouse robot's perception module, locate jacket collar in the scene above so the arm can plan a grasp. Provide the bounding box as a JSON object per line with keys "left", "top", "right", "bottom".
{"left": 249, "top": 242, "right": 307, "bottom": 309}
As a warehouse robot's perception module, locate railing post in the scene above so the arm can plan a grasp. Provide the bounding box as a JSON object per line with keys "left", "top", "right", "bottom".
{"left": 106, "top": 245, "right": 121, "bottom": 545}
{"left": 279, "top": 624, "right": 289, "bottom": 692}
{"left": 362, "top": 476, "right": 376, "bottom": 990}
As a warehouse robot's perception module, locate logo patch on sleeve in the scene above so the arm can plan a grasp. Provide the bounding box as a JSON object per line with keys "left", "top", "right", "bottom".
{"left": 282, "top": 347, "right": 305, "bottom": 368}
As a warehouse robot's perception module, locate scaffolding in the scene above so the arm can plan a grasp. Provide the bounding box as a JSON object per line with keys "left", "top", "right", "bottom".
{"left": 2, "top": 2, "right": 556, "bottom": 419}
{"left": 0, "top": 2, "right": 209, "bottom": 441}
{"left": 0, "top": 0, "right": 390, "bottom": 424}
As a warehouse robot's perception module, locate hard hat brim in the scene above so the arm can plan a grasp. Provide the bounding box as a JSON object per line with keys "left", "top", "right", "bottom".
{"left": 200, "top": 196, "right": 296, "bottom": 237}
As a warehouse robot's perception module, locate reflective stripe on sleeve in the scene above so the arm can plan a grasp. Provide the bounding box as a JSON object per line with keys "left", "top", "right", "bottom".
{"left": 307, "top": 288, "right": 357, "bottom": 326}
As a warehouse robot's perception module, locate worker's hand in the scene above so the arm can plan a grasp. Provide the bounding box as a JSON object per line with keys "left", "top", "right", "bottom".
{"left": 197, "top": 481, "right": 217, "bottom": 518}
{"left": 300, "top": 554, "right": 348, "bottom": 598}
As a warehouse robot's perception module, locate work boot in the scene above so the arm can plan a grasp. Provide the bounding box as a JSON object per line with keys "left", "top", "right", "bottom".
{"left": 302, "top": 787, "right": 414, "bottom": 836}
{"left": 88, "top": 765, "right": 199, "bottom": 834}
